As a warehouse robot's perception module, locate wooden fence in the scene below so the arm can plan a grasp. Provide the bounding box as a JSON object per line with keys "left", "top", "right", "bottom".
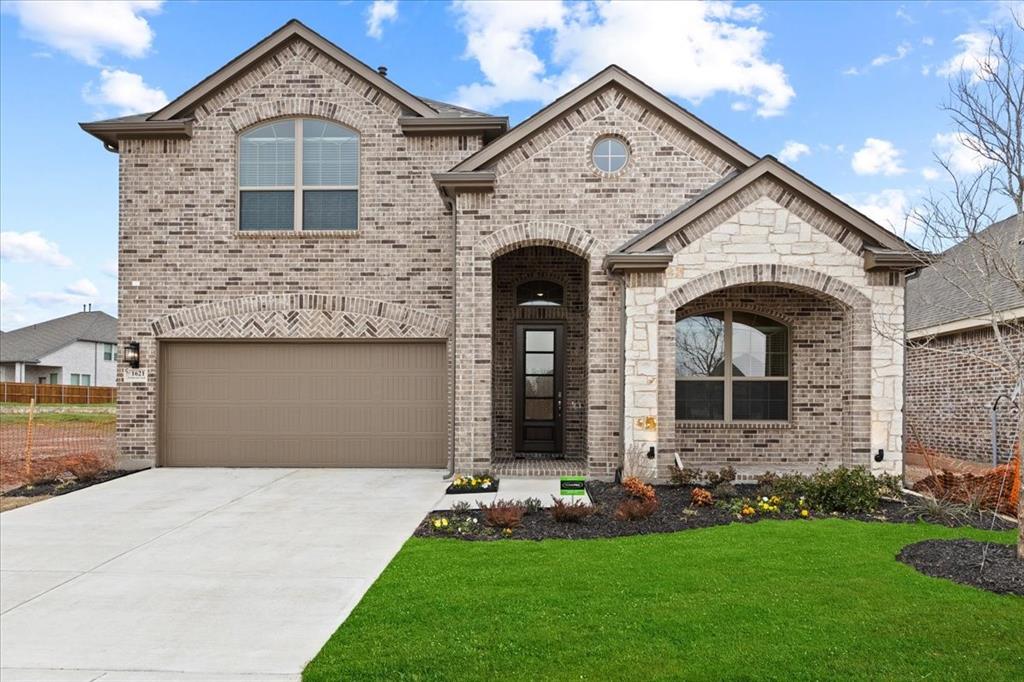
{"left": 0, "top": 382, "right": 116, "bottom": 405}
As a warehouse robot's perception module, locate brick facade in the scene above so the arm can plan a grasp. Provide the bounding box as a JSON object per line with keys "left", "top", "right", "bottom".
{"left": 109, "top": 29, "right": 908, "bottom": 479}
{"left": 905, "top": 325, "right": 1022, "bottom": 464}
{"left": 492, "top": 247, "right": 588, "bottom": 462}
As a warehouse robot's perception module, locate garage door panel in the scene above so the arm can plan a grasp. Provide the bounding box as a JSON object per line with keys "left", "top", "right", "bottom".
{"left": 161, "top": 341, "right": 446, "bottom": 467}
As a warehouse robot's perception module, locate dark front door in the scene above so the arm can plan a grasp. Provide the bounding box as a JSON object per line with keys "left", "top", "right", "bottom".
{"left": 514, "top": 324, "right": 564, "bottom": 454}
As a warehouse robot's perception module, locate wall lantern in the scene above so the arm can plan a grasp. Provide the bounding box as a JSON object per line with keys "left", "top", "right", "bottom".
{"left": 124, "top": 342, "right": 141, "bottom": 369}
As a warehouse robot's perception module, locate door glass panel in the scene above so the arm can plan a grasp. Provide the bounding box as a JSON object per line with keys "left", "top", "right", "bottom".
{"left": 525, "top": 330, "right": 555, "bottom": 351}
{"left": 525, "top": 376, "right": 553, "bottom": 398}
{"left": 525, "top": 399, "right": 554, "bottom": 420}
{"left": 525, "top": 352, "right": 554, "bottom": 375}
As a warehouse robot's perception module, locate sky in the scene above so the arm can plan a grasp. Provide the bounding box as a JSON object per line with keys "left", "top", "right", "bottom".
{"left": 0, "top": 0, "right": 1019, "bottom": 330}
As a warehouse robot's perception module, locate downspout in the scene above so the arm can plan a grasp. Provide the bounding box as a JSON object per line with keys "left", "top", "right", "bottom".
{"left": 445, "top": 191, "right": 457, "bottom": 480}
{"left": 616, "top": 270, "right": 627, "bottom": 483}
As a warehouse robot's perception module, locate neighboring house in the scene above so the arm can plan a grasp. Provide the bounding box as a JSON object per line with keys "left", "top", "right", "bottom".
{"left": 0, "top": 310, "right": 118, "bottom": 387}
{"left": 905, "top": 215, "right": 1024, "bottom": 464}
{"left": 81, "top": 20, "right": 917, "bottom": 478}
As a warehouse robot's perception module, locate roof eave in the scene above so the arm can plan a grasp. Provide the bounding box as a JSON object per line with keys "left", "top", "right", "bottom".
{"left": 79, "top": 119, "right": 193, "bottom": 151}
{"left": 603, "top": 251, "right": 673, "bottom": 273}
{"left": 432, "top": 171, "right": 496, "bottom": 206}
{"left": 399, "top": 116, "right": 509, "bottom": 142}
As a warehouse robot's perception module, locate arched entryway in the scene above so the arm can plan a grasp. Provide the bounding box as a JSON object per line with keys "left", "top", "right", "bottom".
{"left": 492, "top": 246, "right": 589, "bottom": 467}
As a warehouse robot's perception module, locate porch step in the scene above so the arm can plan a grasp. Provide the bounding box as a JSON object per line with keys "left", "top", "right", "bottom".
{"left": 492, "top": 457, "right": 586, "bottom": 478}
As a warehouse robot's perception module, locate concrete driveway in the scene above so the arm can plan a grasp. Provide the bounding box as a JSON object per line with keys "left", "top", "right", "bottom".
{"left": 0, "top": 468, "right": 445, "bottom": 681}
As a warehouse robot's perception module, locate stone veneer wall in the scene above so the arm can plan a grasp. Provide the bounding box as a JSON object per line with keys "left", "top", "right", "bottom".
{"left": 671, "top": 285, "right": 847, "bottom": 474}
{"left": 491, "top": 247, "right": 588, "bottom": 461}
{"left": 620, "top": 191, "right": 905, "bottom": 479}
{"left": 905, "top": 325, "right": 1022, "bottom": 463}
{"left": 116, "top": 38, "right": 477, "bottom": 465}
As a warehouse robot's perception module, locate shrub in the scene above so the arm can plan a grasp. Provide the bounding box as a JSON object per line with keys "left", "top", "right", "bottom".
{"left": 705, "top": 466, "right": 737, "bottom": 489}
{"left": 478, "top": 500, "right": 525, "bottom": 529}
{"left": 690, "top": 487, "right": 713, "bottom": 507}
{"left": 669, "top": 465, "right": 702, "bottom": 486}
{"left": 450, "top": 500, "right": 472, "bottom": 513}
{"left": 615, "top": 497, "right": 659, "bottom": 521}
{"left": 550, "top": 497, "right": 596, "bottom": 522}
{"left": 522, "top": 497, "right": 543, "bottom": 515}
{"left": 755, "top": 471, "right": 778, "bottom": 490}
{"left": 711, "top": 481, "right": 739, "bottom": 499}
{"left": 876, "top": 473, "right": 904, "bottom": 499}
{"left": 805, "top": 466, "right": 881, "bottom": 513}
{"left": 622, "top": 475, "right": 656, "bottom": 501}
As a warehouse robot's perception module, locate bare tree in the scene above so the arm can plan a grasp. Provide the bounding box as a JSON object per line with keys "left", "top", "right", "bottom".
{"left": 905, "top": 15, "right": 1024, "bottom": 559}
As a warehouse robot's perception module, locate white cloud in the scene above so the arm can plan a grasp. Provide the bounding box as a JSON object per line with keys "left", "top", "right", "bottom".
{"left": 0, "top": 281, "right": 12, "bottom": 304}
{"left": 83, "top": 68, "right": 168, "bottom": 115}
{"left": 65, "top": 278, "right": 99, "bottom": 297}
{"left": 921, "top": 36, "right": 935, "bottom": 47}
{"left": 896, "top": 6, "right": 914, "bottom": 24}
{"left": 937, "top": 32, "right": 996, "bottom": 81}
{"left": 870, "top": 42, "right": 911, "bottom": 67}
{"left": 778, "top": 140, "right": 810, "bottom": 163}
{"left": 847, "top": 189, "right": 910, "bottom": 232}
{"left": 452, "top": 1, "right": 795, "bottom": 117}
{"left": 851, "top": 138, "right": 906, "bottom": 176}
{"left": 932, "top": 132, "right": 994, "bottom": 175}
{"left": 921, "top": 167, "right": 941, "bottom": 181}
{"left": 3, "top": 1, "right": 163, "bottom": 66}
{"left": 0, "top": 231, "right": 72, "bottom": 268}
{"left": 366, "top": 0, "right": 398, "bottom": 39}
{"left": 102, "top": 258, "right": 118, "bottom": 278}
{"left": 844, "top": 41, "right": 911, "bottom": 75}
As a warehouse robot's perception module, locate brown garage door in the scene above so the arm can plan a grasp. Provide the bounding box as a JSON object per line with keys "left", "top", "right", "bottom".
{"left": 160, "top": 341, "right": 446, "bottom": 467}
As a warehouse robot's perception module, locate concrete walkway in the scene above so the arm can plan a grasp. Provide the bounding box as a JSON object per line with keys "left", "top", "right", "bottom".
{"left": 0, "top": 468, "right": 446, "bottom": 681}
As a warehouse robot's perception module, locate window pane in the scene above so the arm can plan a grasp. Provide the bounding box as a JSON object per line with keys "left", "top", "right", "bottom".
{"left": 302, "top": 190, "right": 357, "bottom": 230}
{"left": 525, "top": 330, "right": 554, "bottom": 352}
{"left": 732, "top": 312, "right": 788, "bottom": 377}
{"left": 593, "top": 138, "right": 627, "bottom": 172}
{"left": 525, "top": 376, "right": 554, "bottom": 398}
{"left": 303, "top": 120, "right": 358, "bottom": 186}
{"left": 240, "top": 191, "right": 294, "bottom": 231}
{"left": 675, "top": 380, "right": 724, "bottom": 420}
{"left": 525, "top": 398, "right": 553, "bottom": 420}
{"left": 70, "top": 374, "right": 80, "bottom": 386}
{"left": 675, "top": 312, "right": 726, "bottom": 377}
{"left": 81, "top": 375, "right": 91, "bottom": 387}
{"left": 525, "top": 353, "right": 554, "bottom": 375}
{"left": 733, "top": 381, "right": 788, "bottom": 420}
{"left": 239, "top": 121, "right": 294, "bottom": 187}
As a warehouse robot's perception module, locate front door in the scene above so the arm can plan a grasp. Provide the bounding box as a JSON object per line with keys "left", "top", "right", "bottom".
{"left": 514, "top": 324, "right": 563, "bottom": 454}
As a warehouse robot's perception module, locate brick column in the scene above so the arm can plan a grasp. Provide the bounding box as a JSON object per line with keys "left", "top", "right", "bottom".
{"left": 622, "top": 271, "right": 665, "bottom": 478}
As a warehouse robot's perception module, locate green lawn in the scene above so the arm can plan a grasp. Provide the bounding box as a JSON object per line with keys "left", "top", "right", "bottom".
{"left": 0, "top": 410, "right": 115, "bottom": 425}
{"left": 305, "top": 520, "right": 1023, "bottom": 681}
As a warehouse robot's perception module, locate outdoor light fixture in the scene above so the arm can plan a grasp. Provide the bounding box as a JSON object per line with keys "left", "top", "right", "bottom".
{"left": 874, "top": 448, "right": 885, "bottom": 462}
{"left": 124, "top": 342, "right": 141, "bottom": 369}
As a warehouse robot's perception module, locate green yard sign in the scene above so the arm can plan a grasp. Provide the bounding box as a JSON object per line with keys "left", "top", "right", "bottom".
{"left": 560, "top": 476, "right": 585, "bottom": 496}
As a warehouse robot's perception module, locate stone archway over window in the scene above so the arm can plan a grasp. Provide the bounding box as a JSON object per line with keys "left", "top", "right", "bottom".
{"left": 659, "top": 264, "right": 873, "bottom": 469}
{"left": 151, "top": 293, "right": 449, "bottom": 339}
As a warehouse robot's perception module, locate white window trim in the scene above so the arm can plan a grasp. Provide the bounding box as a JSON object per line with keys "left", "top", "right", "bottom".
{"left": 676, "top": 308, "right": 791, "bottom": 423}
{"left": 238, "top": 118, "right": 360, "bottom": 232}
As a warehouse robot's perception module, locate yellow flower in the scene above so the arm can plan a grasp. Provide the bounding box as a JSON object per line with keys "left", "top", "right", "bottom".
{"left": 441, "top": 518, "right": 449, "bottom": 527}
{"left": 800, "top": 509, "right": 810, "bottom": 518}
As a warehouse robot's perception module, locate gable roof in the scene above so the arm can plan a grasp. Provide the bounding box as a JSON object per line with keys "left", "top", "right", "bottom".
{"left": 450, "top": 65, "right": 759, "bottom": 172}
{"left": 616, "top": 156, "right": 916, "bottom": 256}
{"left": 0, "top": 311, "right": 117, "bottom": 364}
{"left": 906, "top": 215, "right": 1024, "bottom": 332}
{"left": 82, "top": 20, "right": 511, "bottom": 149}
{"left": 151, "top": 19, "right": 436, "bottom": 120}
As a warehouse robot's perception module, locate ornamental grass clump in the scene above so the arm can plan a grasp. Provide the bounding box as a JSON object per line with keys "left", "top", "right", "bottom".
{"left": 550, "top": 497, "right": 595, "bottom": 522}
{"left": 478, "top": 500, "right": 525, "bottom": 530}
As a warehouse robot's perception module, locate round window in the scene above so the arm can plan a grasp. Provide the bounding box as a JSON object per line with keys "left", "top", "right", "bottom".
{"left": 592, "top": 137, "right": 628, "bottom": 173}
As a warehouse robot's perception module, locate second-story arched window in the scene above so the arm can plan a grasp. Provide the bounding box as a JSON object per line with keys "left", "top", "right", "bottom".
{"left": 238, "top": 119, "right": 359, "bottom": 232}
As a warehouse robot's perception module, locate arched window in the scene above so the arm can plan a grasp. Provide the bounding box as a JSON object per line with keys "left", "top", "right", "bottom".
{"left": 675, "top": 310, "right": 789, "bottom": 421}
{"left": 239, "top": 119, "right": 359, "bottom": 231}
{"left": 517, "top": 280, "right": 564, "bottom": 307}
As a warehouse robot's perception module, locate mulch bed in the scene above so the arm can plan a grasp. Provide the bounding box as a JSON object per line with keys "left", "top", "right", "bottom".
{"left": 415, "top": 482, "right": 1016, "bottom": 542}
{"left": 2, "top": 469, "right": 138, "bottom": 498}
{"left": 897, "top": 539, "right": 1024, "bottom": 596}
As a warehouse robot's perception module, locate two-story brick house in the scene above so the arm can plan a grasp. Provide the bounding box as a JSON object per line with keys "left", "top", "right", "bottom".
{"left": 83, "top": 20, "right": 917, "bottom": 480}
